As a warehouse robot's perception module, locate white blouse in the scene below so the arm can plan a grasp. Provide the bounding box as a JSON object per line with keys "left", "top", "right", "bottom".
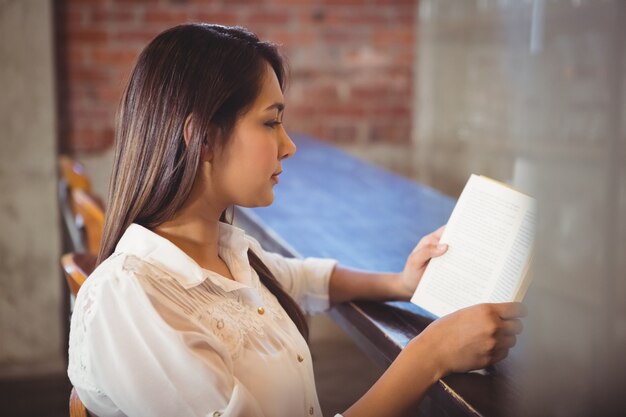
{"left": 68, "top": 222, "right": 340, "bottom": 417}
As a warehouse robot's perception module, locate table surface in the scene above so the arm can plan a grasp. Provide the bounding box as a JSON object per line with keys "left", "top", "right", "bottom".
{"left": 236, "top": 134, "right": 518, "bottom": 417}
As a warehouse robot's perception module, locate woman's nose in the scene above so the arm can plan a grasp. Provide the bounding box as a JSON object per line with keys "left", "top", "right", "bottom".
{"left": 279, "top": 128, "right": 296, "bottom": 160}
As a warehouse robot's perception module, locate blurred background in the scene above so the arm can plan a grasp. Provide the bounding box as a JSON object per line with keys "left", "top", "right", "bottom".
{"left": 1, "top": 0, "right": 624, "bottom": 416}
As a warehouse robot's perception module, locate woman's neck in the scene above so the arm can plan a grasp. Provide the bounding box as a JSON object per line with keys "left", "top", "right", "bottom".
{"left": 153, "top": 179, "right": 229, "bottom": 273}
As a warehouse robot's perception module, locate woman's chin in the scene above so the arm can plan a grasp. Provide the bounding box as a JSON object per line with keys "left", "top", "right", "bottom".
{"left": 239, "top": 193, "right": 275, "bottom": 208}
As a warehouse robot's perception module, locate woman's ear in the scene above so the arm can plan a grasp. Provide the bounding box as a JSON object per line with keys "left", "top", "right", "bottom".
{"left": 183, "top": 113, "right": 194, "bottom": 147}
{"left": 184, "top": 114, "right": 213, "bottom": 162}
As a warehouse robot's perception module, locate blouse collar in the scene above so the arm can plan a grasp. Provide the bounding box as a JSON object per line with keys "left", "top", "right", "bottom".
{"left": 115, "top": 222, "right": 253, "bottom": 291}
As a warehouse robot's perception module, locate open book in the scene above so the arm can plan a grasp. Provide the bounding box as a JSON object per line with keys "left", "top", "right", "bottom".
{"left": 410, "top": 174, "right": 537, "bottom": 318}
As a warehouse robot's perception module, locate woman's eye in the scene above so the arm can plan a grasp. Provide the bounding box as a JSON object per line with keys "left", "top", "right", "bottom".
{"left": 265, "top": 120, "right": 282, "bottom": 129}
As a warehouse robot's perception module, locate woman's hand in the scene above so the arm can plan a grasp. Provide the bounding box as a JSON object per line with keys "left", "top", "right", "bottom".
{"left": 393, "top": 225, "right": 448, "bottom": 300}
{"left": 414, "top": 302, "right": 527, "bottom": 377}
{"left": 342, "top": 302, "right": 527, "bottom": 417}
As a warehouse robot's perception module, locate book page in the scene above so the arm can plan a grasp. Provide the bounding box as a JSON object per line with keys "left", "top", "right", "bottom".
{"left": 411, "top": 174, "right": 536, "bottom": 317}
{"left": 490, "top": 207, "right": 536, "bottom": 302}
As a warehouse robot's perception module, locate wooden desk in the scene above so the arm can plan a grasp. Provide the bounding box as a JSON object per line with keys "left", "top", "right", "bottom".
{"left": 236, "top": 134, "right": 516, "bottom": 417}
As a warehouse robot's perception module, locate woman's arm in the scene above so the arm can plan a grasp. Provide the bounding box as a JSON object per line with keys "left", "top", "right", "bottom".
{"left": 342, "top": 302, "right": 526, "bottom": 417}
{"left": 329, "top": 226, "right": 447, "bottom": 304}
{"left": 328, "top": 267, "right": 405, "bottom": 303}
{"left": 342, "top": 330, "right": 442, "bottom": 417}
{"left": 329, "top": 225, "right": 527, "bottom": 416}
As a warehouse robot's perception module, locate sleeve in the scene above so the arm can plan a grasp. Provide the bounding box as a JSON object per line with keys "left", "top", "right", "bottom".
{"left": 246, "top": 236, "right": 338, "bottom": 315}
{"left": 70, "top": 263, "right": 265, "bottom": 417}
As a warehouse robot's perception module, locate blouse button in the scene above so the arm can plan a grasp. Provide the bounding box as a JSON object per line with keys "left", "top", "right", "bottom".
{"left": 297, "top": 354, "right": 304, "bottom": 362}
{"left": 257, "top": 306, "right": 265, "bottom": 315}
{"left": 309, "top": 406, "right": 314, "bottom": 415}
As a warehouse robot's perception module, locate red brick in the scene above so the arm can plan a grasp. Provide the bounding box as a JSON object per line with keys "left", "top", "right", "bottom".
{"left": 64, "top": 6, "right": 86, "bottom": 28}
{"left": 287, "top": 104, "right": 320, "bottom": 118}
{"left": 271, "top": 0, "right": 311, "bottom": 4}
{"left": 91, "top": 48, "right": 139, "bottom": 66}
{"left": 94, "top": 84, "right": 126, "bottom": 102}
{"left": 191, "top": 11, "right": 239, "bottom": 25}
{"left": 321, "top": 29, "right": 366, "bottom": 44}
{"left": 322, "top": 8, "right": 414, "bottom": 27}
{"left": 68, "top": 100, "right": 105, "bottom": 119}
{"left": 112, "top": 29, "right": 159, "bottom": 44}
{"left": 268, "top": 30, "right": 316, "bottom": 47}
{"left": 323, "top": 124, "right": 358, "bottom": 143}
{"left": 205, "top": 0, "right": 260, "bottom": 5}
{"left": 317, "top": 105, "right": 367, "bottom": 118}
{"left": 251, "top": 10, "right": 291, "bottom": 24}
{"left": 67, "top": 66, "right": 110, "bottom": 83}
{"left": 390, "top": 50, "right": 415, "bottom": 66}
{"left": 374, "top": 0, "right": 416, "bottom": 4}
{"left": 68, "top": 126, "right": 115, "bottom": 152}
{"left": 371, "top": 104, "right": 412, "bottom": 118}
{"left": 111, "top": 0, "right": 160, "bottom": 4}
{"left": 300, "top": 85, "right": 339, "bottom": 102}
{"left": 91, "top": 7, "right": 137, "bottom": 25}
{"left": 351, "top": 85, "right": 409, "bottom": 101}
{"left": 144, "top": 10, "right": 189, "bottom": 25}
{"left": 66, "top": 46, "right": 88, "bottom": 67}
{"left": 372, "top": 29, "right": 414, "bottom": 46}
{"left": 368, "top": 121, "right": 412, "bottom": 144}
{"left": 290, "top": 67, "right": 325, "bottom": 80}
{"left": 276, "top": 0, "right": 368, "bottom": 4}
{"left": 65, "top": 27, "right": 109, "bottom": 43}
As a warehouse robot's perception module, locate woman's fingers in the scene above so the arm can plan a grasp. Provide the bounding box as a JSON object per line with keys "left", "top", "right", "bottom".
{"left": 420, "top": 302, "right": 527, "bottom": 376}
{"left": 431, "top": 225, "right": 446, "bottom": 240}
{"left": 409, "top": 243, "right": 448, "bottom": 265}
{"left": 498, "top": 319, "right": 524, "bottom": 336}
{"left": 416, "top": 225, "right": 446, "bottom": 248}
{"left": 495, "top": 334, "right": 517, "bottom": 350}
{"left": 491, "top": 348, "right": 510, "bottom": 364}
{"left": 427, "top": 243, "right": 448, "bottom": 256}
{"left": 411, "top": 226, "right": 448, "bottom": 257}
{"left": 482, "top": 327, "right": 517, "bottom": 367}
{"left": 491, "top": 302, "right": 528, "bottom": 320}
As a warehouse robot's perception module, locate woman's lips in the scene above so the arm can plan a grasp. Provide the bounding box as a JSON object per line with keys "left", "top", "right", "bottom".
{"left": 271, "top": 171, "right": 282, "bottom": 183}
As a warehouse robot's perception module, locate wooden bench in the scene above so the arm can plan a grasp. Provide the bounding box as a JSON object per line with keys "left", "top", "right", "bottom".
{"left": 236, "top": 134, "right": 517, "bottom": 417}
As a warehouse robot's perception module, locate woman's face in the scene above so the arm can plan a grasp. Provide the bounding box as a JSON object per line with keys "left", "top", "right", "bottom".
{"left": 209, "top": 63, "right": 296, "bottom": 208}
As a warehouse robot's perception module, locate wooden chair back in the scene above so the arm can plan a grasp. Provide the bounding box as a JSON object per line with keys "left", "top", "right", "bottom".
{"left": 71, "top": 189, "right": 105, "bottom": 254}
{"left": 59, "top": 155, "right": 92, "bottom": 193}
{"left": 58, "top": 155, "right": 105, "bottom": 253}
{"left": 61, "top": 252, "right": 97, "bottom": 297}
{"left": 59, "top": 157, "right": 99, "bottom": 417}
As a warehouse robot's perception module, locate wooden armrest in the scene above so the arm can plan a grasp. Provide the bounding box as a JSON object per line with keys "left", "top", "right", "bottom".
{"left": 69, "top": 387, "right": 88, "bottom": 417}
{"left": 59, "top": 155, "right": 92, "bottom": 193}
{"left": 61, "top": 252, "right": 97, "bottom": 297}
{"left": 71, "top": 189, "right": 105, "bottom": 254}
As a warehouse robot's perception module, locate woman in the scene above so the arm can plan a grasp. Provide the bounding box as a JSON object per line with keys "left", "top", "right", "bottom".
{"left": 68, "top": 23, "right": 525, "bottom": 417}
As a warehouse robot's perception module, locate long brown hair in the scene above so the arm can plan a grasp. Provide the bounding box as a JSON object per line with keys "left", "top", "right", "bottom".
{"left": 98, "top": 24, "right": 309, "bottom": 340}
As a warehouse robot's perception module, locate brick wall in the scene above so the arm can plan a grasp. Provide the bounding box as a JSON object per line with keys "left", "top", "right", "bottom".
{"left": 56, "top": 0, "right": 416, "bottom": 156}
